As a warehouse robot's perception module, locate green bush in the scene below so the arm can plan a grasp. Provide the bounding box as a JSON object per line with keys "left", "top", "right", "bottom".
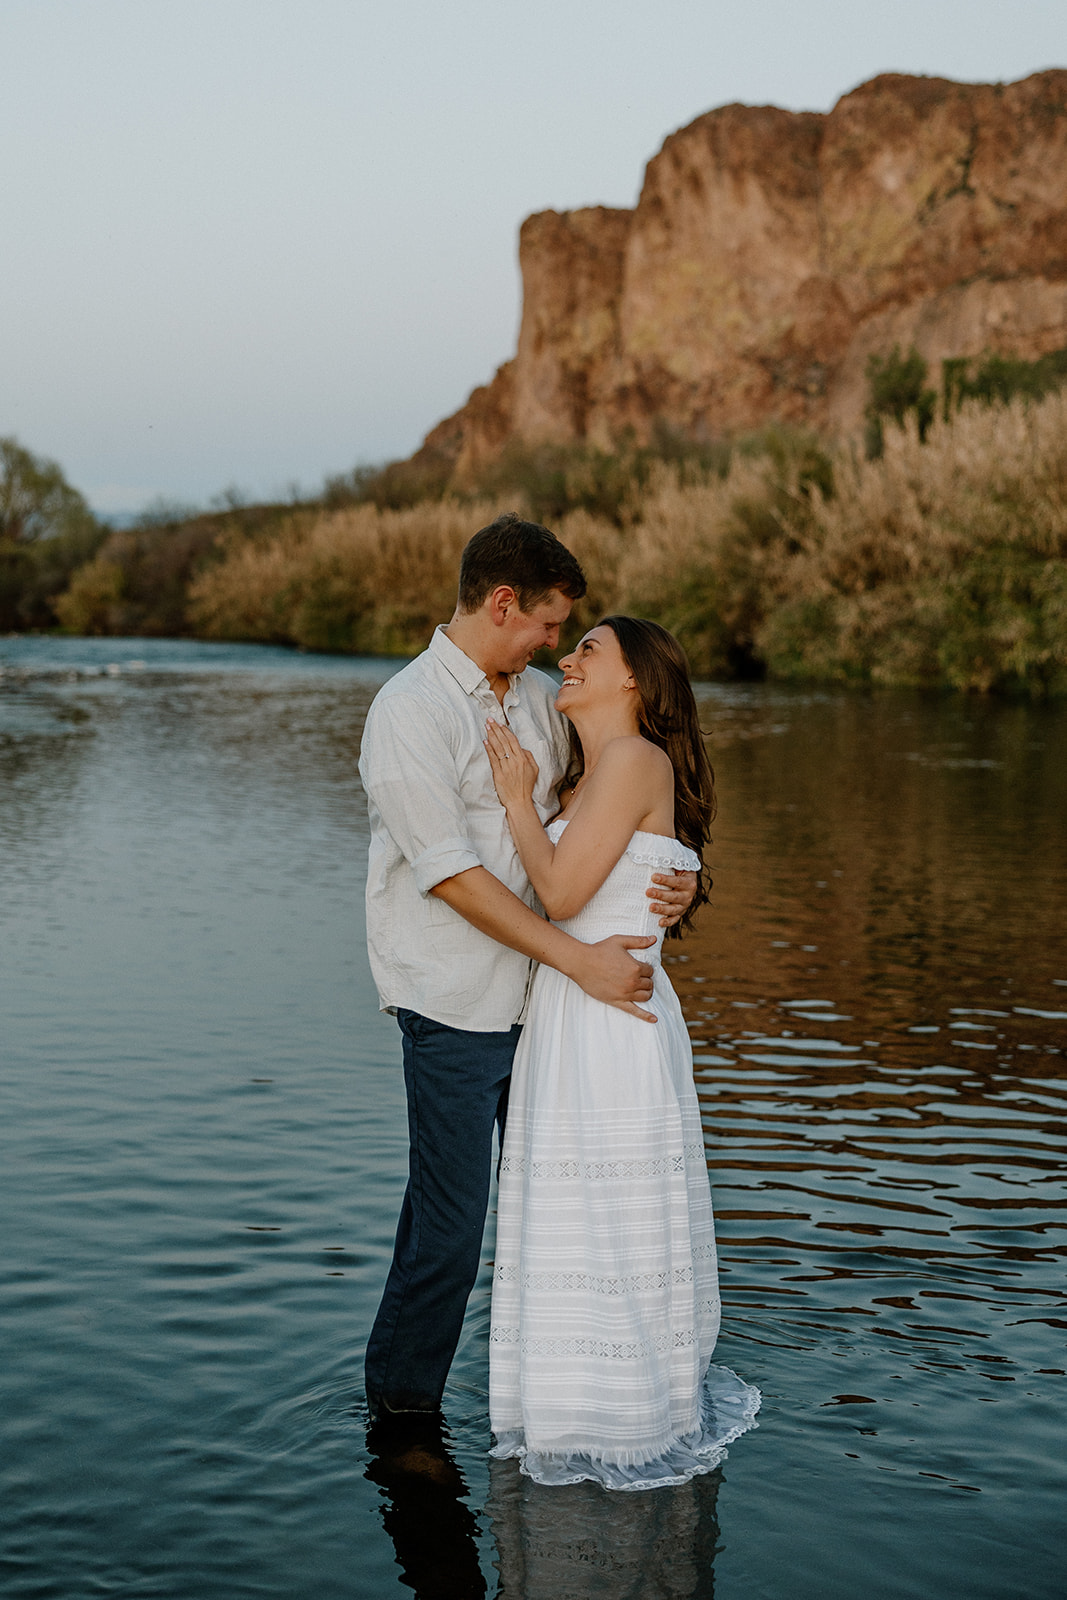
{"left": 446, "top": 434, "right": 729, "bottom": 529}
{"left": 942, "top": 346, "right": 1067, "bottom": 417}
{"left": 864, "top": 346, "right": 937, "bottom": 457}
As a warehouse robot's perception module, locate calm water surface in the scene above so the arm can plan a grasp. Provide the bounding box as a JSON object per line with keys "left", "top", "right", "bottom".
{"left": 2, "top": 636, "right": 1064, "bottom": 1599}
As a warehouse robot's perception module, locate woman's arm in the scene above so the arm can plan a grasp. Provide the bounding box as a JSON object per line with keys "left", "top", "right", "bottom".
{"left": 485, "top": 721, "right": 673, "bottom": 919}
{"left": 430, "top": 866, "right": 657, "bottom": 1020}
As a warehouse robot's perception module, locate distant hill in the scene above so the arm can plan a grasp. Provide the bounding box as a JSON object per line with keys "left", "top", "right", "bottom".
{"left": 408, "top": 70, "right": 1067, "bottom": 483}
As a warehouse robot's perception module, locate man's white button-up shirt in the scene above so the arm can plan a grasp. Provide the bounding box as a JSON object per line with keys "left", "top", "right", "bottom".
{"left": 359, "top": 625, "right": 570, "bottom": 1032}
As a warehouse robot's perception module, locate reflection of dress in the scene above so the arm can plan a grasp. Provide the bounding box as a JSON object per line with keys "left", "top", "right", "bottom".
{"left": 487, "top": 1455, "right": 722, "bottom": 1599}
{"left": 489, "top": 822, "right": 760, "bottom": 1491}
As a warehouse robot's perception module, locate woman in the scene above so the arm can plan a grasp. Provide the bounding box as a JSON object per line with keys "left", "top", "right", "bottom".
{"left": 483, "top": 616, "right": 759, "bottom": 1491}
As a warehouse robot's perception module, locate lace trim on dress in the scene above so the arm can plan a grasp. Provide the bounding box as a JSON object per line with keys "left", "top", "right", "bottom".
{"left": 489, "top": 1327, "right": 703, "bottom": 1357}
{"left": 489, "top": 1365, "right": 762, "bottom": 1491}
{"left": 499, "top": 1143, "right": 707, "bottom": 1182}
{"left": 490, "top": 1299, "right": 721, "bottom": 1359}
{"left": 496, "top": 1263, "right": 696, "bottom": 1293}
{"left": 625, "top": 838, "right": 702, "bottom": 873}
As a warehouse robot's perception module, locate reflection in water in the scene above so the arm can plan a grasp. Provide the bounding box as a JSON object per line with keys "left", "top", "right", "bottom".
{"left": 365, "top": 1422, "right": 722, "bottom": 1600}
{"left": 0, "top": 686, "right": 92, "bottom": 869}
{"left": 671, "top": 684, "right": 1067, "bottom": 1427}
{"left": 487, "top": 1459, "right": 720, "bottom": 1600}
{"left": 366, "top": 1418, "right": 486, "bottom": 1600}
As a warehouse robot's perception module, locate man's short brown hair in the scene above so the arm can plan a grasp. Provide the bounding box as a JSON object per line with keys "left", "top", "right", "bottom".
{"left": 457, "top": 512, "right": 587, "bottom": 614}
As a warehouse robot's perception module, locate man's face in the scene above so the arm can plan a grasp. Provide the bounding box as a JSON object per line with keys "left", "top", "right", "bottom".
{"left": 497, "top": 588, "right": 573, "bottom": 675}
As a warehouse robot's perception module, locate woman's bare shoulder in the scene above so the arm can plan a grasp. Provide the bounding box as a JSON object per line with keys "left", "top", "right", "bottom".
{"left": 587, "top": 737, "right": 673, "bottom": 831}
{"left": 599, "top": 734, "right": 672, "bottom": 776}
{"left": 589, "top": 735, "right": 673, "bottom": 801}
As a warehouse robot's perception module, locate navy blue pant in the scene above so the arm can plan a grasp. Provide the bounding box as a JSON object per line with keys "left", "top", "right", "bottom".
{"left": 364, "top": 1009, "right": 521, "bottom": 1414}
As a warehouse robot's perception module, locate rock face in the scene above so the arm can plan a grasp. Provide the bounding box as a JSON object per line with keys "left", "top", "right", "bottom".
{"left": 417, "top": 71, "right": 1067, "bottom": 477}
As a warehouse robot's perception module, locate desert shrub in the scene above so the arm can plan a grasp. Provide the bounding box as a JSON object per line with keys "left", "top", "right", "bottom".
{"left": 474, "top": 440, "right": 643, "bottom": 527}
{"left": 322, "top": 448, "right": 455, "bottom": 511}
{"left": 323, "top": 429, "right": 733, "bottom": 530}
{"left": 53, "top": 557, "right": 127, "bottom": 635}
{"left": 943, "top": 346, "right": 1067, "bottom": 417}
{"left": 0, "top": 518, "right": 107, "bottom": 630}
{"left": 608, "top": 429, "right": 834, "bottom": 676}
{"left": 756, "top": 393, "right": 1067, "bottom": 694}
{"left": 54, "top": 518, "right": 225, "bottom": 635}
{"left": 614, "top": 475, "right": 739, "bottom": 676}
{"left": 52, "top": 396, "right": 1067, "bottom": 694}
{"left": 865, "top": 346, "right": 937, "bottom": 457}
{"left": 471, "top": 433, "right": 729, "bottom": 529}
{"left": 188, "top": 499, "right": 502, "bottom": 655}
{"left": 52, "top": 502, "right": 315, "bottom": 637}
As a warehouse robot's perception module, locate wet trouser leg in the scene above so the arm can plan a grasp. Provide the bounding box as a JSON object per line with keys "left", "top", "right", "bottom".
{"left": 364, "top": 1008, "right": 519, "bottom": 1415}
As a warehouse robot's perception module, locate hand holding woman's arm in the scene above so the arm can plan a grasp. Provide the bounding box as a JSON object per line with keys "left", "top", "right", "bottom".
{"left": 432, "top": 866, "right": 657, "bottom": 1020}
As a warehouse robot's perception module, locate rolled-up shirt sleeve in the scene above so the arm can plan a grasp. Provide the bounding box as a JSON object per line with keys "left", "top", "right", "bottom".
{"left": 359, "top": 693, "right": 482, "bottom": 895}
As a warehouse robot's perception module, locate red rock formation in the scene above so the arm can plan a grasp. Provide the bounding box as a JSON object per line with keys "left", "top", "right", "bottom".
{"left": 412, "top": 70, "right": 1067, "bottom": 480}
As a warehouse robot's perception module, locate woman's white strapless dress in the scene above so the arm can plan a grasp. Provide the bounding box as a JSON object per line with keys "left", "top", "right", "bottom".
{"left": 489, "top": 821, "right": 760, "bottom": 1491}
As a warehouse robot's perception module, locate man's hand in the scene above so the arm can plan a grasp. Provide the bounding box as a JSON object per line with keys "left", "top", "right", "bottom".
{"left": 647, "top": 869, "right": 698, "bottom": 928}
{"left": 568, "top": 934, "right": 657, "bottom": 1022}
{"left": 429, "top": 867, "right": 659, "bottom": 1021}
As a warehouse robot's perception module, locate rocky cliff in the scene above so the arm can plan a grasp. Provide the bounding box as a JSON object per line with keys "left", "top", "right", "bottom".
{"left": 416, "top": 70, "right": 1067, "bottom": 478}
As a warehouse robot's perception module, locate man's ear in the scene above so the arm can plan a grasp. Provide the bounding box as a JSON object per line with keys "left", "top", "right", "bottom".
{"left": 488, "top": 585, "right": 519, "bottom": 625}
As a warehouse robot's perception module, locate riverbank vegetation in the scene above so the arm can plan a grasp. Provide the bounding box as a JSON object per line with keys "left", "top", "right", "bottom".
{"left": 9, "top": 348, "right": 1067, "bottom": 695}
{"left": 0, "top": 437, "right": 106, "bottom": 630}
{"left": 185, "top": 389, "right": 1067, "bottom": 695}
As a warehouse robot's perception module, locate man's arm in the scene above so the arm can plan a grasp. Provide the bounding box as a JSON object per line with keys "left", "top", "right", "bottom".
{"left": 361, "top": 694, "right": 657, "bottom": 1019}
{"left": 431, "top": 868, "right": 657, "bottom": 1022}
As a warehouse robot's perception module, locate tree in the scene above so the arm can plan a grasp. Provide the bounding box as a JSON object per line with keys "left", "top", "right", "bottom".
{"left": 0, "top": 435, "right": 98, "bottom": 544}
{"left": 0, "top": 437, "right": 104, "bottom": 629}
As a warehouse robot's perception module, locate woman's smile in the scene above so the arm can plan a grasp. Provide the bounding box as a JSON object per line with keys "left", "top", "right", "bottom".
{"left": 556, "top": 625, "right": 635, "bottom": 712}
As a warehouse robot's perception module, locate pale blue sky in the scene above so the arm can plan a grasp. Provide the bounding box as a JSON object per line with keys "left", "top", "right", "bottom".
{"left": 1, "top": 0, "right": 1064, "bottom": 513}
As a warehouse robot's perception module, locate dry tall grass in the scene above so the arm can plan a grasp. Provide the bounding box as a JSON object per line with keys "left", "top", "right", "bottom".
{"left": 188, "top": 500, "right": 498, "bottom": 654}
{"left": 153, "top": 392, "right": 1067, "bottom": 692}
{"left": 759, "top": 394, "right": 1067, "bottom": 691}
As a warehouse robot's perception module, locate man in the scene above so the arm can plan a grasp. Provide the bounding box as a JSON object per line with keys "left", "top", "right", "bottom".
{"left": 359, "top": 512, "right": 694, "bottom": 1424}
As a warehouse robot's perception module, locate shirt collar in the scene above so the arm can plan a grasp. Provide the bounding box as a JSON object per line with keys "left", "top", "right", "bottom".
{"left": 429, "top": 624, "right": 520, "bottom": 703}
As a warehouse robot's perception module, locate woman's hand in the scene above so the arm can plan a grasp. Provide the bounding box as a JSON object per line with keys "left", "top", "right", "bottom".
{"left": 484, "top": 718, "right": 539, "bottom": 810}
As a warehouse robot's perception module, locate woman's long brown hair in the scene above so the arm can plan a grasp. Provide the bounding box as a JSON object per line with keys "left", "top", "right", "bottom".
{"left": 563, "top": 615, "right": 716, "bottom": 937}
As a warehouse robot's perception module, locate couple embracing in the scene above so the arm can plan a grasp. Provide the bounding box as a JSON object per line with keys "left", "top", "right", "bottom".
{"left": 360, "top": 513, "right": 758, "bottom": 1491}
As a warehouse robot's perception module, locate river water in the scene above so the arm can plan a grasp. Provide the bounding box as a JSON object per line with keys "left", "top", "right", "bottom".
{"left": 1, "top": 636, "right": 1064, "bottom": 1600}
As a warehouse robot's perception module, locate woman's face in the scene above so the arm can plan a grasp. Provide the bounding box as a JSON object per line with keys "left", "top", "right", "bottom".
{"left": 555, "top": 626, "right": 635, "bottom": 716}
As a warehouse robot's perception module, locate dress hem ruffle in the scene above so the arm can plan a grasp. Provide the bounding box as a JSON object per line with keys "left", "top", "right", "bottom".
{"left": 489, "top": 1363, "right": 761, "bottom": 1492}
